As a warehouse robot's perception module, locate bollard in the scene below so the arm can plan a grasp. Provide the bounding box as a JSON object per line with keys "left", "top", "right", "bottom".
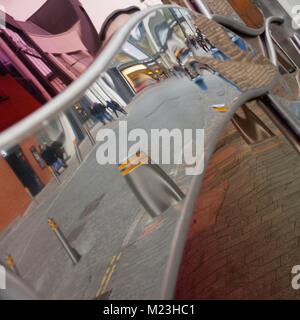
{"left": 73, "top": 139, "right": 83, "bottom": 164}
{"left": 48, "top": 218, "right": 81, "bottom": 265}
{"left": 119, "top": 152, "right": 185, "bottom": 218}
{"left": 84, "top": 127, "right": 96, "bottom": 146}
{"left": 5, "top": 254, "right": 21, "bottom": 277}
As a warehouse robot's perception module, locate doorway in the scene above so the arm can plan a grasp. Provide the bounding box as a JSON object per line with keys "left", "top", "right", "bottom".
{"left": 5, "top": 145, "right": 44, "bottom": 196}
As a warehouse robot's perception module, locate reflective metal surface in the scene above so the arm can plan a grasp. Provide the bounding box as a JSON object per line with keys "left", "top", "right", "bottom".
{"left": 0, "top": 2, "right": 299, "bottom": 300}
{"left": 254, "top": 0, "right": 300, "bottom": 69}
{"left": 190, "top": 0, "right": 265, "bottom": 36}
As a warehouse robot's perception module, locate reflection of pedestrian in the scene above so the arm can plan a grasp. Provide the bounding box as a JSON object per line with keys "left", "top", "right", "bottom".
{"left": 194, "top": 76, "right": 208, "bottom": 91}
{"left": 196, "top": 28, "right": 210, "bottom": 52}
{"left": 106, "top": 100, "right": 127, "bottom": 118}
{"left": 188, "top": 35, "right": 197, "bottom": 49}
{"left": 51, "top": 141, "right": 68, "bottom": 168}
{"left": 90, "top": 102, "right": 113, "bottom": 125}
{"left": 40, "top": 144, "right": 64, "bottom": 176}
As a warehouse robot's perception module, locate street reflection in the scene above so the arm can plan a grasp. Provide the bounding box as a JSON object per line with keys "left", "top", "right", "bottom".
{"left": 0, "top": 4, "right": 258, "bottom": 231}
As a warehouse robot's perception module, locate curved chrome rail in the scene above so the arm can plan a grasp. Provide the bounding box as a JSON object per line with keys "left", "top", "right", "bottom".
{"left": 0, "top": 5, "right": 171, "bottom": 150}
{"left": 265, "top": 16, "right": 284, "bottom": 66}
{"left": 212, "top": 14, "right": 265, "bottom": 36}
{"left": 0, "top": 3, "right": 298, "bottom": 301}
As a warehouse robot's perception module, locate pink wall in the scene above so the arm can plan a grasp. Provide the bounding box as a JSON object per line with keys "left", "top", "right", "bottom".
{"left": 1, "top": 0, "right": 162, "bottom": 31}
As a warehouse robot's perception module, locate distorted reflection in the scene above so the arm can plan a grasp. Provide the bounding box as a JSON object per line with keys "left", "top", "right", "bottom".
{"left": 0, "top": 3, "right": 299, "bottom": 300}
{"left": 0, "top": 4, "right": 251, "bottom": 238}
{"left": 0, "top": 4, "right": 268, "bottom": 205}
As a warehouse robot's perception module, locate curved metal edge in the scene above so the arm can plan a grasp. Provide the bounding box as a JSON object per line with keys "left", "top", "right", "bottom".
{"left": 0, "top": 268, "right": 41, "bottom": 300}
{"left": 192, "top": 0, "right": 212, "bottom": 19}
{"left": 212, "top": 14, "right": 265, "bottom": 36}
{"left": 259, "top": 95, "right": 300, "bottom": 156}
{"left": 0, "top": 4, "right": 177, "bottom": 150}
{"left": 160, "top": 78, "right": 278, "bottom": 299}
{"left": 265, "top": 16, "right": 284, "bottom": 66}
{"left": 264, "top": 93, "right": 300, "bottom": 140}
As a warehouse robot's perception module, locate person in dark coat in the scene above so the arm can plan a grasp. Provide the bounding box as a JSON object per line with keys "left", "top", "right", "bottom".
{"left": 50, "top": 141, "right": 67, "bottom": 168}
{"left": 40, "top": 144, "right": 62, "bottom": 176}
{"left": 90, "top": 102, "right": 113, "bottom": 124}
{"left": 106, "top": 100, "right": 127, "bottom": 118}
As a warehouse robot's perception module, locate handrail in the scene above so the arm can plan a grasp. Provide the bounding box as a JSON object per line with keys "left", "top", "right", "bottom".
{"left": 0, "top": 5, "right": 173, "bottom": 150}
{"left": 212, "top": 14, "right": 265, "bottom": 36}
{"left": 0, "top": 4, "right": 291, "bottom": 301}
{"left": 193, "top": 0, "right": 265, "bottom": 36}
{"left": 160, "top": 81, "right": 278, "bottom": 299}
{"left": 265, "top": 16, "right": 284, "bottom": 66}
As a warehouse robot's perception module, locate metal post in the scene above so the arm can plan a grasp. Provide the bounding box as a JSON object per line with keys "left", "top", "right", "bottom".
{"left": 48, "top": 218, "right": 81, "bottom": 265}
{"left": 5, "top": 255, "right": 21, "bottom": 277}
{"left": 48, "top": 166, "right": 61, "bottom": 185}
{"left": 119, "top": 152, "right": 185, "bottom": 219}
{"left": 73, "top": 139, "right": 83, "bottom": 164}
{"left": 84, "top": 127, "right": 96, "bottom": 146}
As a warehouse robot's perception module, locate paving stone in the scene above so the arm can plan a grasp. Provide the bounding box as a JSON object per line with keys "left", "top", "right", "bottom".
{"left": 176, "top": 112, "right": 300, "bottom": 300}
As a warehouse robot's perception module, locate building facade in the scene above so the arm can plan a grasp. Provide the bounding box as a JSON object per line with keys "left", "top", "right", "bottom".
{"left": 0, "top": 0, "right": 168, "bottom": 230}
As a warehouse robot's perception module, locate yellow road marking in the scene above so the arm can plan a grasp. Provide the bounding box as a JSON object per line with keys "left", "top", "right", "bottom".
{"left": 116, "top": 253, "right": 122, "bottom": 262}
{"left": 118, "top": 152, "right": 150, "bottom": 176}
{"left": 110, "top": 255, "right": 117, "bottom": 266}
{"left": 118, "top": 153, "right": 149, "bottom": 171}
{"left": 121, "top": 162, "right": 144, "bottom": 176}
{"left": 96, "top": 266, "right": 111, "bottom": 297}
{"left": 100, "top": 264, "right": 117, "bottom": 296}
{"left": 212, "top": 106, "right": 229, "bottom": 113}
{"left": 95, "top": 253, "right": 122, "bottom": 299}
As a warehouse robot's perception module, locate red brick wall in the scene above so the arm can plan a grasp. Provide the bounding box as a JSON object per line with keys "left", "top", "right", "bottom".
{"left": 0, "top": 74, "right": 41, "bottom": 132}
{"left": 0, "top": 137, "right": 52, "bottom": 231}
{"left": 0, "top": 157, "right": 31, "bottom": 231}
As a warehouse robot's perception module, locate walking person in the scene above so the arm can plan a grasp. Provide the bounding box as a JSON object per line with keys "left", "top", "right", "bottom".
{"left": 50, "top": 141, "right": 68, "bottom": 168}
{"left": 40, "top": 143, "right": 63, "bottom": 176}
{"left": 90, "top": 102, "right": 113, "bottom": 125}
{"left": 106, "top": 100, "right": 128, "bottom": 118}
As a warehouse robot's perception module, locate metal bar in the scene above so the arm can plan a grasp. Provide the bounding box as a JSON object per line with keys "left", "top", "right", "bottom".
{"left": 265, "top": 16, "right": 284, "bottom": 66}
{"left": 258, "top": 96, "right": 300, "bottom": 156}
{"left": 48, "top": 218, "right": 81, "bottom": 265}
{"left": 73, "top": 139, "right": 83, "bottom": 164}
{"left": 48, "top": 166, "right": 61, "bottom": 185}
{"left": 290, "top": 34, "right": 300, "bottom": 55}
{"left": 193, "top": 0, "right": 212, "bottom": 18}
{"left": 84, "top": 127, "right": 96, "bottom": 146}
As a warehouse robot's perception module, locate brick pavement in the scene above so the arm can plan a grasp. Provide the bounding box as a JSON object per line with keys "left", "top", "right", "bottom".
{"left": 175, "top": 103, "right": 300, "bottom": 299}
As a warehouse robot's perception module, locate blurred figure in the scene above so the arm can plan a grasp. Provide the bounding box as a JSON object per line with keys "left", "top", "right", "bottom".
{"left": 40, "top": 143, "right": 65, "bottom": 176}
{"left": 195, "top": 28, "right": 211, "bottom": 52}
{"left": 51, "top": 141, "right": 68, "bottom": 168}
{"left": 106, "top": 100, "right": 128, "bottom": 118}
{"left": 90, "top": 102, "right": 114, "bottom": 125}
